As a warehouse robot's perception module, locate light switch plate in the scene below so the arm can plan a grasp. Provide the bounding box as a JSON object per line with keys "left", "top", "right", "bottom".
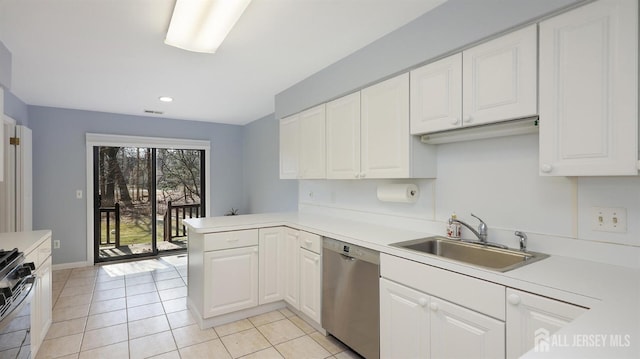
{"left": 591, "top": 207, "right": 627, "bottom": 233}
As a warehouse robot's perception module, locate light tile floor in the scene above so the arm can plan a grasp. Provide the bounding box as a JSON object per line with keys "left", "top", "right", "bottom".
{"left": 40, "top": 255, "right": 361, "bottom": 359}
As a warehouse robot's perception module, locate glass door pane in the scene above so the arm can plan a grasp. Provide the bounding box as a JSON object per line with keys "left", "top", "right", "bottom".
{"left": 95, "top": 146, "right": 156, "bottom": 262}
{"left": 156, "top": 149, "right": 204, "bottom": 253}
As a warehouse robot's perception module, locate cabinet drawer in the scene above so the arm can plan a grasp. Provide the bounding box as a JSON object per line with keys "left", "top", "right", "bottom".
{"left": 299, "top": 231, "right": 321, "bottom": 254}
{"left": 381, "top": 253, "right": 505, "bottom": 320}
{"left": 203, "top": 229, "right": 259, "bottom": 251}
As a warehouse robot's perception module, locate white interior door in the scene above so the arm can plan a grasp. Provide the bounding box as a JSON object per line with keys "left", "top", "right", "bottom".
{"left": 0, "top": 120, "right": 15, "bottom": 232}
{"left": 16, "top": 125, "right": 32, "bottom": 231}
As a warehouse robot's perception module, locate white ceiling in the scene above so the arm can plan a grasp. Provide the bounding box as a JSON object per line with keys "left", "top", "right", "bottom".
{"left": 0, "top": 0, "right": 446, "bottom": 125}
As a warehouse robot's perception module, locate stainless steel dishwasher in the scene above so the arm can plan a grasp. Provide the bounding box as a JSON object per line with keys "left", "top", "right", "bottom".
{"left": 322, "top": 238, "right": 380, "bottom": 359}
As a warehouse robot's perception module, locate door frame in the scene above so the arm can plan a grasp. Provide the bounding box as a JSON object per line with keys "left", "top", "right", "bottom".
{"left": 85, "top": 133, "right": 211, "bottom": 264}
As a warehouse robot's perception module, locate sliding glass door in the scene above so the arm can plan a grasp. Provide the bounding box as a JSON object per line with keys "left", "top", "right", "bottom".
{"left": 93, "top": 146, "right": 204, "bottom": 263}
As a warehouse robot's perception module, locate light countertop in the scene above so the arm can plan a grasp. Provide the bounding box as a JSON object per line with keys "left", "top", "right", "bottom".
{"left": 184, "top": 213, "right": 640, "bottom": 358}
{"left": 0, "top": 230, "right": 52, "bottom": 256}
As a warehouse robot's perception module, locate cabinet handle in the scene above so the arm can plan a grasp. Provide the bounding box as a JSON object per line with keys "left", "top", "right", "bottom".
{"left": 253, "top": 248, "right": 258, "bottom": 253}
{"left": 354, "top": 173, "right": 360, "bottom": 179}
{"left": 507, "top": 294, "right": 521, "bottom": 305}
{"left": 463, "top": 115, "right": 472, "bottom": 124}
{"left": 360, "top": 173, "right": 366, "bottom": 178}
{"left": 304, "top": 239, "right": 313, "bottom": 246}
{"left": 451, "top": 118, "right": 459, "bottom": 126}
{"left": 429, "top": 302, "right": 439, "bottom": 312}
{"left": 540, "top": 164, "right": 553, "bottom": 173}
{"left": 418, "top": 298, "right": 428, "bottom": 307}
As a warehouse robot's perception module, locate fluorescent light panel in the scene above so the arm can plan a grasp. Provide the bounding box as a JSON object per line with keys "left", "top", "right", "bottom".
{"left": 420, "top": 117, "right": 539, "bottom": 144}
{"left": 165, "top": 0, "right": 252, "bottom": 54}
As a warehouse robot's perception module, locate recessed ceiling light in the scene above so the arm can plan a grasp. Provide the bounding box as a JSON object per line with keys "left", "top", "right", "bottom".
{"left": 159, "top": 96, "right": 173, "bottom": 102}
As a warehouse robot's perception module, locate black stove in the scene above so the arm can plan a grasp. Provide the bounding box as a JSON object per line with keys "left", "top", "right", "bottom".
{"left": 0, "top": 248, "right": 35, "bottom": 320}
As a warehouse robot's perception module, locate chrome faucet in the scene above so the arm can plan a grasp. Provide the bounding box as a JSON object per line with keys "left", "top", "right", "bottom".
{"left": 449, "top": 213, "right": 488, "bottom": 243}
{"left": 515, "top": 231, "right": 527, "bottom": 252}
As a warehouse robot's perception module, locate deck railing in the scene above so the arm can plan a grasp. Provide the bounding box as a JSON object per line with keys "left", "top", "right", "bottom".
{"left": 164, "top": 201, "right": 200, "bottom": 241}
{"left": 99, "top": 203, "right": 120, "bottom": 247}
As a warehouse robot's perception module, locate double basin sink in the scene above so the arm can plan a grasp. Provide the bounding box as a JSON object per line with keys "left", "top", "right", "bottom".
{"left": 390, "top": 236, "right": 548, "bottom": 272}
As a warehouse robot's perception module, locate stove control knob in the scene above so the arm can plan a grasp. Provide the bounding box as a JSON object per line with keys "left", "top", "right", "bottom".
{"left": 0, "top": 287, "right": 12, "bottom": 300}
{"left": 16, "top": 264, "right": 34, "bottom": 278}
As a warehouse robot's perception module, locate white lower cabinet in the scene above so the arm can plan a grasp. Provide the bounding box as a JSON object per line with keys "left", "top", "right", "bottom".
{"left": 203, "top": 245, "right": 259, "bottom": 318}
{"left": 380, "top": 278, "right": 504, "bottom": 359}
{"left": 380, "top": 278, "right": 429, "bottom": 358}
{"left": 283, "top": 228, "right": 300, "bottom": 309}
{"left": 506, "top": 288, "right": 587, "bottom": 358}
{"left": 258, "top": 228, "right": 286, "bottom": 304}
{"left": 430, "top": 296, "right": 505, "bottom": 358}
{"left": 299, "top": 247, "right": 322, "bottom": 323}
{"left": 28, "top": 238, "right": 52, "bottom": 358}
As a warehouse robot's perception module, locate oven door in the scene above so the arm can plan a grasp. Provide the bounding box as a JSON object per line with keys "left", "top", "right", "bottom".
{"left": 0, "top": 274, "right": 37, "bottom": 358}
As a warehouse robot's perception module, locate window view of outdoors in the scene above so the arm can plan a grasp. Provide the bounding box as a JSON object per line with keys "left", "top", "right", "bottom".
{"left": 96, "top": 146, "right": 203, "bottom": 261}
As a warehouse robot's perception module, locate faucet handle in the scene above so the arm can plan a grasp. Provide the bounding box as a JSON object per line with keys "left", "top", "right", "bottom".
{"left": 470, "top": 213, "right": 485, "bottom": 225}
{"left": 515, "top": 231, "right": 527, "bottom": 252}
{"left": 471, "top": 213, "right": 487, "bottom": 233}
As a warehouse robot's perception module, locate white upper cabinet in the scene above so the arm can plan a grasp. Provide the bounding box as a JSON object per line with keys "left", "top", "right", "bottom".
{"left": 463, "top": 25, "right": 538, "bottom": 126}
{"left": 279, "top": 114, "right": 300, "bottom": 179}
{"left": 362, "top": 73, "right": 436, "bottom": 178}
{"left": 279, "top": 104, "right": 326, "bottom": 179}
{"left": 362, "top": 73, "right": 410, "bottom": 178}
{"left": 326, "top": 92, "right": 361, "bottom": 179}
{"left": 411, "top": 25, "right": 537, "bottom": 135}
{"left": 299, "top": 105, "right": 326, "bottom": 178}
{"left": 411, "top": 53, "right": 463, "bottom": 134}
{"left": 539, "top": 0, "right": 638, "bottom": 176}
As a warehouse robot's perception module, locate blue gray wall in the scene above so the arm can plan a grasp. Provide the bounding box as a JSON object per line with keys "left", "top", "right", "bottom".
{"left": 275, "top": 0, "right": 583, "bottom": 118}
{"left": 4, "top": 90, "right": 28, "bottom": 125}
{"left": 28, "top": 106, "right": 246, "bottom": 264}
{"left": 242, "top": 113, "right": 298, "bottom": 213}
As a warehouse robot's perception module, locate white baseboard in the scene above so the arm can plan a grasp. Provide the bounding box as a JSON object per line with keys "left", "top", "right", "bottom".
{"left": 52, "top": 261, "right": 93, "bottom": 271}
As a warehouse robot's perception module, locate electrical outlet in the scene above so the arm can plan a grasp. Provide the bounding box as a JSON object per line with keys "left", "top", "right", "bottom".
{"left": 592, "top": 207, "right": 627, "bottom": 233}
{"left": 76, "top": 190, "right": 83, "bottom": 199}
{"left": 53, "top": 240, "right": 61, "bottom": 249}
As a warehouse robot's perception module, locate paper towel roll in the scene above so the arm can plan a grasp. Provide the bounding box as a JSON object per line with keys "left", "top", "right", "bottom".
{"left": 376, "top": 184, "right": 419, "bottom": 203}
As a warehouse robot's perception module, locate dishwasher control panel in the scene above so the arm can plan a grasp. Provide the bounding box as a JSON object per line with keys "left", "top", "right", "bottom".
{"left": 324, "top": 237, "right": 380, "bottom": 264}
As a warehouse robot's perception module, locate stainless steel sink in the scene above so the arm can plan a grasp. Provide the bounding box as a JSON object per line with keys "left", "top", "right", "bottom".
{"left": 390, "top": 236, "right": 548, "bottom": 272}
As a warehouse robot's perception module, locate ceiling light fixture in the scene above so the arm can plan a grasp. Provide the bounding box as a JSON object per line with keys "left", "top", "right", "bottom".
{"left": 164, "top": 0, "right": 252, "bottom": 54}
{"left": 159, "top": 96, "right": 173, "bottom": 102}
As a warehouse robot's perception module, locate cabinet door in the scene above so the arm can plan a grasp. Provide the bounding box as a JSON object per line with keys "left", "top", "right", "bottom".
{"left": 299, "top": 104, "right": 326, "bottom": 179}
{"left": 258, "top": 228, "right": 285, "bottom": 305}
{"left": 361, "top": 73, "right": 410, "bottom": 178}
{"left": 283, "top": 229, "right": 300, "bottom": 309}
{"left": 31, "top": 255, "right": 52, "bottom": 358}
{"left": 380, "top": 278, "right": 429, "bottom": 359}
{"left": 279, "top": 114, "right": 300, "bottom": 179}
{"left": 539, "top": 0, "right": 638, "bottom": 176}
{"left": 430, "top": 296, "right": 505, "bottom": 359}
{"left": 506, "top": 288, "right": 586, "bottom": 359}
{"left": 299, "top": 248, "right": 321, "bottom": 323}
{"left": 326, "top": 92, "right": 361, "bottom": 179}
{"left": 463, "top": 25, "right": 537, "bottom": 126}
{"left": 410, "top": 53, "right": 463, "bottom": 134}
{"left": 203, "top": 246, "right": 259, "bottom": 317}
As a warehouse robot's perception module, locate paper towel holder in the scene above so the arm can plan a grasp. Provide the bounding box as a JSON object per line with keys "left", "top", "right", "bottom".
{"left": 376, "top": 183, "right": 419, "bottom": 203}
